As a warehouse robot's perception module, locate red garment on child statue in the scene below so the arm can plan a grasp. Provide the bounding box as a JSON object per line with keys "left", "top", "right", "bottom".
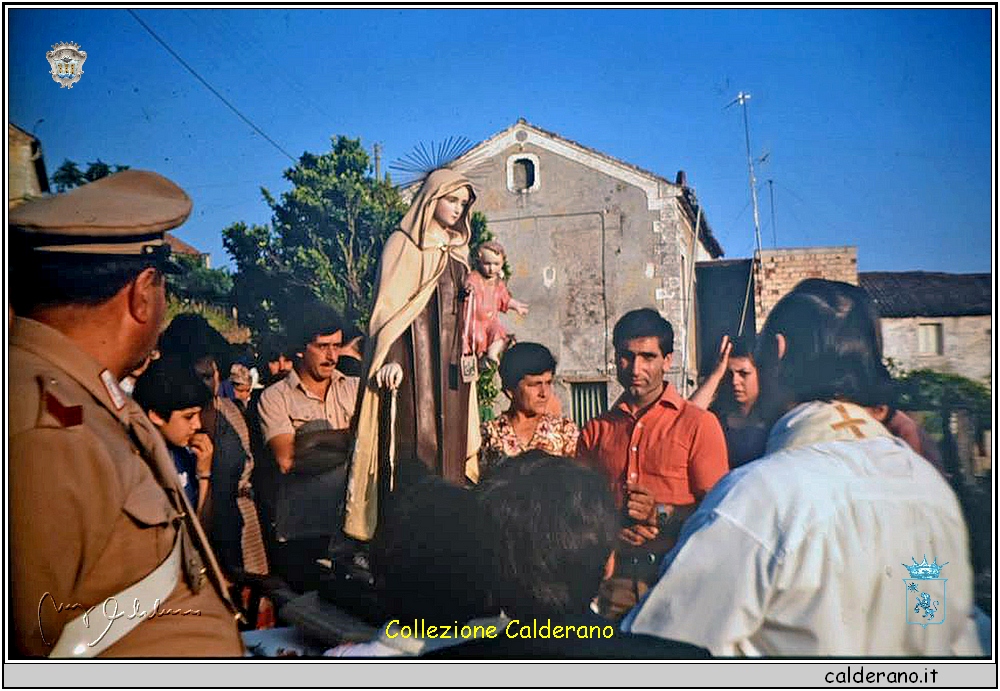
{"left": 464, "top": 271, "right": 512, "bottom": 356}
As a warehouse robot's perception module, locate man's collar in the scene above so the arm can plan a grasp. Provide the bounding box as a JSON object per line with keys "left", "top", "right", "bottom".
{"left": 285, "top": 367, "right": 304, "bottom": 391}
{"left": 288, "top": 364, "right": 344, "bottom": 394}
{"left": 11, "top": 316, "right": 133, "bottom": 424}
{"left": 613, "top": 381, "right": 682, "bottom": 417}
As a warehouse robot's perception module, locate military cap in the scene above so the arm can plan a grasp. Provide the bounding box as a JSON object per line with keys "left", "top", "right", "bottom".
{"left": 8, "top": 169, "right": 192, "bottom": 273}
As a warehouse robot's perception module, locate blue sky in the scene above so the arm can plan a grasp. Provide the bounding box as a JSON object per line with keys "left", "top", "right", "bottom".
{"left": 8, "top": 7, "right": 994, "bottom": 273}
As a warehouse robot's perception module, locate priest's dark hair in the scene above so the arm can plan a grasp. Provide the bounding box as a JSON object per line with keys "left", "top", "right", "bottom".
{"left": 755, "top": 278, "right": 893, "bottom": 411}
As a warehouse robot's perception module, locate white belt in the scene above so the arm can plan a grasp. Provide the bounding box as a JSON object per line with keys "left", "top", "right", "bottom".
{"left": 48, "top": 533, "right": 182, "bottom": 658}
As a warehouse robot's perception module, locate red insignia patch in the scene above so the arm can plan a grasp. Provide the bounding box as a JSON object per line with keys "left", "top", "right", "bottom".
{"left": 44, "top": 391, "right": 83, "bottom": 428}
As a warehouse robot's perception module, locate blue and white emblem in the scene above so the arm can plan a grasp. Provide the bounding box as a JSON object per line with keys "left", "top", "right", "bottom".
{"left": 46, "top": 42, "right": 87, "bottom": 89}
{"left": 902, "top": 556, "right": 948, "bottom": 628}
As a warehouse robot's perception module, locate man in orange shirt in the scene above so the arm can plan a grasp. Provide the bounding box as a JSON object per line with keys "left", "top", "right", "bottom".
{"left": 577, "top": 308, "right": 729, "bottom": 620}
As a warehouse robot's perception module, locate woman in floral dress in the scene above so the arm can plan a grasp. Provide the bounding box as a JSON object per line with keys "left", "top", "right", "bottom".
{"left": 479, "top": 342, "right": 579, "bottom": 479}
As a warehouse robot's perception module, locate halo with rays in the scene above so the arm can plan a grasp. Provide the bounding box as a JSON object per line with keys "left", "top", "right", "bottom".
{"left": 389, "top": 136, "right": 476, "bottom": 188}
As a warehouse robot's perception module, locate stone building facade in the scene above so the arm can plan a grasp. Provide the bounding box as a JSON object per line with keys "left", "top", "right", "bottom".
{"left": 8, "top": 123, "right": 49, "bottom": 208}
{"left": 698, "top": 250, "right": 991, "bottom": 389}
{"left": 878, "top": 315, "right": 991, "bottom": 383}
{"left": 446, "top": 120, "right": 723, "bottom": 421}
{"left": 859, "top": 272, "right": 992, "bottom": 385}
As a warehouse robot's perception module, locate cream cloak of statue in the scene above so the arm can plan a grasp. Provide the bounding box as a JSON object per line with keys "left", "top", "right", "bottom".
{"left": 344, "top": 168, "right": 481, "bottom": 541}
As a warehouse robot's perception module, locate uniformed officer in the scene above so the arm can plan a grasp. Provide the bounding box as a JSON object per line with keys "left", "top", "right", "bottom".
{"left": 9, "top": 170, "right": 243, "bottom": 657}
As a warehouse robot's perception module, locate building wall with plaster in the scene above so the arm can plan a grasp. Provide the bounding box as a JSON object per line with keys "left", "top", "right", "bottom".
{"left": 880, "top": 315, "right": 991, "bottom": 384}
{"left": 452, "top": 122, "right": 716, "bottom": 412}
{"left": 8, "top": 124, "right": 49, "bottom": 208}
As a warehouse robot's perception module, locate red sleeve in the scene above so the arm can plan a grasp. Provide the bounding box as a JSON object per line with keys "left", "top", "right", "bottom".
{"left": 497, "top": 281, "right": 511, "bottom": 312}
{"left": 686, "top": 410, "right": 730, "bottom": 499}
{"left": 575, "top": 419, "right": 599, "bottom": 467}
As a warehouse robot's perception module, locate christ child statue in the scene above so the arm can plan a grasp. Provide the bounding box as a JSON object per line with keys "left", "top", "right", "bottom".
{"left": 464, "top": 240, "right": 529, "bottom": 365}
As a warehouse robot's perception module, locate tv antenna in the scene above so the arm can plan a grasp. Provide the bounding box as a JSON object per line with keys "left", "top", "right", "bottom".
{"left": 767, "top": 178, "right": 777, "bottom": 247}
{"left": 726, "top": 91, "right": 765, "bottom": 336}
{"left": 725, "top": 91, "right": 764, "bottom": 256}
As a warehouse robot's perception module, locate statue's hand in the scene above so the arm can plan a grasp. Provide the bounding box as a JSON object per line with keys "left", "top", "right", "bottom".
{"left": 374, "top": 362, "right": 403, "bottom": 390}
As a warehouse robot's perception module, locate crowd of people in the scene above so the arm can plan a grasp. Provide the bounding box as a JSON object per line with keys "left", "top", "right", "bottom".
{"left": 9, "top": 166, "right": 988, "bottom": 659}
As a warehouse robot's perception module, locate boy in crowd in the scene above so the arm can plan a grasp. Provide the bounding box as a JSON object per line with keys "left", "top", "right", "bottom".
{"left": 133, "top": 356, "right": 215, "bottom": 517}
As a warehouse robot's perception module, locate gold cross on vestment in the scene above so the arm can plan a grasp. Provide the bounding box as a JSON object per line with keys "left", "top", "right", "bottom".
{"left": 830, "top": 403, "right": 868, "bottom": 438}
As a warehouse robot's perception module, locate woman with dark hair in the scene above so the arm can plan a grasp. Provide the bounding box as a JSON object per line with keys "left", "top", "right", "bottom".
{"left": 477, "top": 342, "right": 579, "bottom": 480}
{"left": 689, "top": 334, "right": 769, "bottom": 468}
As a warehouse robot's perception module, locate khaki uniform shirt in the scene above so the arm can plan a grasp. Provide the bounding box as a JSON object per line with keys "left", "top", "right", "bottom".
{"left": 10, "top": 317, "right": 243, "bottom": 658}
{"left": 258, "top": 367, "right": 359, "bottom": 440}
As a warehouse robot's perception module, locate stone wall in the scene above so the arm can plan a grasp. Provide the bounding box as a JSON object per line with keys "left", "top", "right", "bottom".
{"left": 462, "top": 140, "right": 697, "bottom": 411}
{"left": 754, "top": 246, "right": 858, "bottom": 325}
{"left": 880, "top": 315, "right": 992, "bottom": 384}
{"left": 8, "top": 124, "right": 46, "bottom": 208}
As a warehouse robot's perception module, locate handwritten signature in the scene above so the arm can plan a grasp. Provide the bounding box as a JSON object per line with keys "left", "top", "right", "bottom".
{"left": 38, "top": 592, "right": 201, "bottom": 650}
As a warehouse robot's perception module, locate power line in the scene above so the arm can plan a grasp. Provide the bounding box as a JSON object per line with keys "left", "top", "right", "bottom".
{"left": 127, "top": 9, "right": 297, "bottom": 163}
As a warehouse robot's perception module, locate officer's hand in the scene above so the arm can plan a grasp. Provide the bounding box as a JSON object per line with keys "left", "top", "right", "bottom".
{"left": 375, "top": 362, "right": 403, "bottom": 390}
{"left": 620, "top": 524, "right": 659, "bottom": 546}
{"left": 626, "top": 482, "right": 657, "bottom": 524}
{"left": 189, "top": 432, "right": 214, "bottom": 476}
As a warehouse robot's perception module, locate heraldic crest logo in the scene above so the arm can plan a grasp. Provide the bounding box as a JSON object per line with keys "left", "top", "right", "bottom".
{"left": 46, "top": 42, "right": 87, "bottom": 88}
{"left": 903, "top": 555, "right": 949, "bottom": 628}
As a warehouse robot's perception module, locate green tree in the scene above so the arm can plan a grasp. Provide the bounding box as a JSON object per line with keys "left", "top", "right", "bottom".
{"left": 469, "top": 210, "right": 511, "bottom": 278}
{"left": 223, "top": 221, "right": 292, "bottom": 338}
{"left": 50, "top": 159, "right": 130, "bottom": 191}
{"left": 223, "top": 136, "right": 406, "bottom": 340}
{"left": 166, "top": 254, "right": 234, "bottom": 305}
{"left": 894, "top": 369, "right": 991, "bottom": 432}
{"left": 50, "top": 160, "right": 85, "bottom": 192}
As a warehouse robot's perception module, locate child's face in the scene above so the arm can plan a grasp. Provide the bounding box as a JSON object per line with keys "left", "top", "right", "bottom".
{"left": 478, "top": 248, "right": 504, "bottom": 280}
{"left": 432, "top": 186, "right": 471, "bottom": 230}
{"left": 234, "top": 383, "right": 252, "bottom": 404}
{"left": 154, "top": 406, "right": 203, "bottom": 448}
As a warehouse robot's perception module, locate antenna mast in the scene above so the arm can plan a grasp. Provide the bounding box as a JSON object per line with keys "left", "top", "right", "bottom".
{"left": 727, "top": 91, "right": 765, "bottom": 336}
{"left": 767, "top": 178, "right": 777, "bottom": 247}
{"left": 735, "top": 91, "right": 764, "bottom": 254}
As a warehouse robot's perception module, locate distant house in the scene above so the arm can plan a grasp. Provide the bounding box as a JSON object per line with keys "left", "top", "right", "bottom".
{"left": 696, "top": 253, "right": 992, "bottom": 387}
{"left": 8, "top": 123, "right": 50, "bottom": 208}
{"left": 165, "top": 232, "right": 211, "bottom": 269}
{"left": 859, "top": 272, "right": 992, "bottom": 384}
{"left": 444, "top": 119, "right": 724, "bottom": 423}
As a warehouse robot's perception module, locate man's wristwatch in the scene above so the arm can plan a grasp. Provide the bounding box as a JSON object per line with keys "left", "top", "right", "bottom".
{"left": 655, "top": 503, "right": 674, "bottom": 532}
